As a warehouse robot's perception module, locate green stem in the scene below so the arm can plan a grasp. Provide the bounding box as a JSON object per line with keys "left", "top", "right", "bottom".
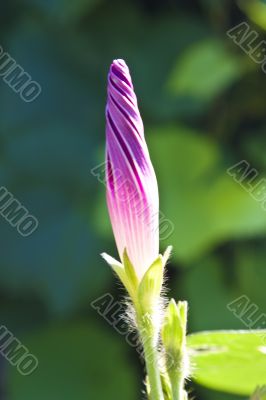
{"left": 170, "top": 344, "right": 188, "bottom": 400}
{"left": 138, "top": 317, "right": 164, "bottom": 400}
{"left": 169, "top": 368, "right": 185, "bottom": 400}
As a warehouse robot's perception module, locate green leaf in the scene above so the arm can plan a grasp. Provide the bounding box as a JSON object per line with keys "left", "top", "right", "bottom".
{"left": 7, "top": 321, "right": 137, "bottom": 400}
{"left": 167, "top": 39, "right": 248, "bottom": 101}
{"left": 187, "top": 330, "right": 266, "bottom": 395}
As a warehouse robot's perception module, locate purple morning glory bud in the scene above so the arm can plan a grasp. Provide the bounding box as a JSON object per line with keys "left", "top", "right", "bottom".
{"left": 105, "top": 59, "right": 159, "bottom": 279}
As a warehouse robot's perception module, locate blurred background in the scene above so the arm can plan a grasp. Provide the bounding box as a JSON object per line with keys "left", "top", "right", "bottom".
{"left": 0, "top": 0, "right": 266, "bottom": 399}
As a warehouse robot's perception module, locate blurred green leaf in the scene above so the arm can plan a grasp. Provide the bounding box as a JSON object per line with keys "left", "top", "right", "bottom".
{"left": 6, "top": 123, "right": 94, "bottom": 188}
{"left": 241, "top": 130, "right": 266, "bottom": 171}
{"left": 132, "top": 15, "right": 209, "bottom": 119}
{"left": 0, "top": 3, "right": 265, "bottom": 400}
{"left": 8, "top": 321, "right": 137, "bottom": 400}
{"left": 22, "top": 0, "right": 102, "bottom": 24}
{"left": 0, "top": 190, "right": 108, "bottom": 315}
{"left": 0, "top": 20, "right": 109, "bottom": 314}
{"left": 0, "top": 19, "right": 103, "bottom": 138}
{"left": 188, "top": 330, "right": 266, "bottom": 395}
{"left": 235, "top": 244, "right": 266, "bottom": 311}
{"left": 149, "top": 126, "right": 266, "bottom": 262}
{"left": 238, "top": 0, "right": 266, "bottom": 30}
{"left": 181, "top": 256, "right": 243, "bottom": 331}
{"left": 167, "top": 39, "right": 247, "bottom": 101}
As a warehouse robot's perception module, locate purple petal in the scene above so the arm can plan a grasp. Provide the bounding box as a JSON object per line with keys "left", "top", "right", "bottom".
{"left": 105, "top": 59, "right": 159, "bottom": 279}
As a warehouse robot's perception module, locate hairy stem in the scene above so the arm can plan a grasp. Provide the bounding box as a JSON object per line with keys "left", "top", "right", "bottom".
{"left": 169, "top": 368, "right": 186, "bottom": 400}
{"left": 138, "top": 315, "right": 164, "bottom": 400}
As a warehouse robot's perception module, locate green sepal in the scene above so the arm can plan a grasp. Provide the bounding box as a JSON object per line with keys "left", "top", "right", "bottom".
{"left": 137, "top": 255, "right": 164, "bottom": 315}
{"left": 122, "top": 249, "right": 139, "bottom": 296}
{"left": 102, "top": 247, "right": 171, "bottom": 308}
{"left": 101, "top": 252, "right": 137, "bottom": 301}
{"left": 162, "top": 246, "right": 172, "bottom": 266}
